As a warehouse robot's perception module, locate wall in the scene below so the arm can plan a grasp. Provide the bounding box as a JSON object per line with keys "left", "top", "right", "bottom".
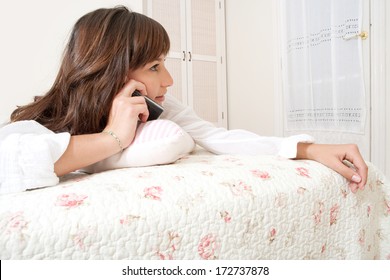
{"left": 0, "top": 0, "right": 142, "bottom": 124}
{"left": 386, "top": 1, "right": 390, "bottom": 178}
{"left": 225, "top": 0, "right": 277, "bottom": 136}
{"left": 370, "top": 0, "right": 390, "bottom": 178}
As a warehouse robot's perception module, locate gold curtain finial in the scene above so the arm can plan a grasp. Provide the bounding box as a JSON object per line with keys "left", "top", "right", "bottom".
{"left": 358, "top": 31, "right": 368, "bottom": 40}
{"left": 343, "top": 31, "right": 368, "bottom": 40}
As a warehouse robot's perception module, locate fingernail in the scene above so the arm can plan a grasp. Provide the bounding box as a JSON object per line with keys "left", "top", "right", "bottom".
{"left": 352, "top": 175, "right": 362, "bottom": 183}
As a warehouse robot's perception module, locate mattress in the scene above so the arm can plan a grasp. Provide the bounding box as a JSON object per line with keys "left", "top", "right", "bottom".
{"left": 1, "top": 148, "right": 389, "bottom": 259}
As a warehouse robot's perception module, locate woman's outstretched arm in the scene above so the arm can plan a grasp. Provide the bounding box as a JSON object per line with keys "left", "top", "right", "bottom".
{"left": 54, "top": 133, "right": 123, "bottom": 176}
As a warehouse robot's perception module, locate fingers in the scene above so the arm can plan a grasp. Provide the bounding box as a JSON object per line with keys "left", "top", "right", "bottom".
{"left": 343, "top": 145, "right": 368, "bottom": 190}
{"left": 105, "top": 80, "right": 150, "bottom": 148}
{"left": 327, "top": 160, "right": 362, "bottom": 193}
{"left": 332, "top": 144, "right": 368, "bottom": 193}
{"left": 114, "top": 79, "right": 150, "bottom": 122}
{"left": 129, "top": 96, "right": 149, "bottom": 123}
{"left": 348, "top": 163, "right": 367, "bottom": 191}
{"left": 305, "top": 144, "right": 368, "bottom": 194}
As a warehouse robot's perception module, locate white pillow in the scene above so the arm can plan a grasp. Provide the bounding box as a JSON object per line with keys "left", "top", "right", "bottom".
{"left": 83, "top": 120, "right": 195, "bottom": 173}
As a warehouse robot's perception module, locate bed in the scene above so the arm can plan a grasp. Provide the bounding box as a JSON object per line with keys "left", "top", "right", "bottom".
{"left": 0, "top": 147, "right": 389, "bottom": 260}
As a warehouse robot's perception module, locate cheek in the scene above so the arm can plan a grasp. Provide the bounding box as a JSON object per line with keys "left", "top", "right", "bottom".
{"left": 127, "top": 71, "right": 160, "bottom": 99}
{"left": 145, "top": 85, "right": 159, "bottom": 99}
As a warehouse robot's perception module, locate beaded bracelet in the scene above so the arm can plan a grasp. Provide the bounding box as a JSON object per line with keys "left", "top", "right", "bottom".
{"left": 102, "top": 130, "right": 124, "bottom": 152}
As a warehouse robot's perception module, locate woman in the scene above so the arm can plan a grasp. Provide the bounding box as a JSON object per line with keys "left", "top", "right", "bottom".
{"left": 1, "top": 6, "right": 367, "bottom": 193}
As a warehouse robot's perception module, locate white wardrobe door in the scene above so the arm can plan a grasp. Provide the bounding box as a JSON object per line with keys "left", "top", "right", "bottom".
{"left": 188, "top": 0, "right": 219, "bottom": 124}
{"left": 190, "top": 0, "right": 217, "bottom": 56}
{"left": 150, "top": 0, "right": 182, "bottom": 52}
{"left": 191, "top": 60, "right": 218, "bottom": 123}
{"left": 148, "top": 0, "right": 187, "bottom": 103}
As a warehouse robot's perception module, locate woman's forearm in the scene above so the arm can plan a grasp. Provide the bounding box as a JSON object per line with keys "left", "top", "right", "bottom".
{"left": 296, "top": 142, "right": 315, "bottom": 160}
{"left": 54, "top": 133, "right": 122, "bottom": 176}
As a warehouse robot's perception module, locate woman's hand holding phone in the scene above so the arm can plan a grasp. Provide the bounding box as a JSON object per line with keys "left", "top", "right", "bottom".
{"left": 132, "top": 90, "right": 164, "bottom": 121}
{"left": 104, "top": 80, "right": 149, "bottom": 149}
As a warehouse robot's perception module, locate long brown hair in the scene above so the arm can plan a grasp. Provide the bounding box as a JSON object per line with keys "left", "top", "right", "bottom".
{"left": 10, "top": 6, "right": 170, "bottom": 135}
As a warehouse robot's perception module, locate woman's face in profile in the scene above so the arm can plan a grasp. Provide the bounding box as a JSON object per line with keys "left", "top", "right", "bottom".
{"left": 128, "top": 55, "right": 173, "bottom": 105}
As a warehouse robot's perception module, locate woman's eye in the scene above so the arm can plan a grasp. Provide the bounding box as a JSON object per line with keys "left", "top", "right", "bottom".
{"left": 150, "top": 64, "right": 159, "bottom": 71}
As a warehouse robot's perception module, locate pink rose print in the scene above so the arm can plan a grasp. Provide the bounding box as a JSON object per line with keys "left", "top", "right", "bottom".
{"left": 269, "top": 228, "right": 277, "bottom": 243}
{"left": 313, "top": 201, "right": 324, "bottom": 225}
{"left": 385, "top": 200, "right": 390, "bottom": 216}
{"left": 274, "top": 193, "right": 287, "bottom": 208}
{"left": 367, "top": 206, "right": 371, "bottom": 218}
{"left": 330, "top": 204, "right": 340, "bottom": 226}
{"left": 321, "top": 244, "right": 326, "bottom": 254}
{"left": 296, "top": 167, "right": 310, "bottom": 178}
{"left": 55, "top": 193, "right": 88, "bottom": 208}
{"left": 8, "top": 212, "right": 28, "bottom": 231}
{"left": 168, "top": 231, "right": 181, "bottom": 250}
{"left": 222, "top": 181, "right": 253, "bottom": 196}
{"left": 341, "top": 188, "right": 348, "bottom": 198}
{"left": 72, "top": 227, "right": 95, "bottom": 250}
{"left": 359, "top": 229, "right": 366, "bottom": 246}
{"left": 198, "top": 234, "right": 219, "bottom": 260}
{"left": 156, "top": 231, "right": 181, "bottom": 260}
{"left": 119, "top": 215, "right": 141, "bottom": 225}
{"left": 156, "top": 251, "right": 174, "bottom": 260}
{"left": 1, "top": 211, "right": 28, "bottom": 234}
{"left": 220, "top": 211, "right": 232, "bottom": 223}
{"left": 232, "top": 181, "right": 252, "bottom": 196}
{"left": 144, "top": 186, "right": 163, "bottom": 201}
{"left": 251, "top": 170, "right": 271, "bottom": 180}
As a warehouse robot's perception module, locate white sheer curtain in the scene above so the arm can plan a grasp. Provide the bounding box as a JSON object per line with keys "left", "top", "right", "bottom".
{"left": 280, "top": 0, "right": 366, "bottom": 133}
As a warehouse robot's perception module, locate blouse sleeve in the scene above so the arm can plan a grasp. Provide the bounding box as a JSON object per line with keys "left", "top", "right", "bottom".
{"left": 160, "top": 94, "right": 314, "bottom": 158}
{"left": 0, "top": 120, "right": 70, "bottom": 194}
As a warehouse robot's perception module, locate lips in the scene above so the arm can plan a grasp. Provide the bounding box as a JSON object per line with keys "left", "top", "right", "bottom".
{"left": 155, "top": 95, "right": 165, "bottom": 103}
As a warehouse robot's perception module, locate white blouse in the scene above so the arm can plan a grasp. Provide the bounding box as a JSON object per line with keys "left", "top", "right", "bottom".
{"left": 161, "top": 94, "right": 314, "bottom": 158}
{"left": 0, "top": 120, "right": 70, "bottom": 194}
{"left": 0, "top": 94, "right": 313, "bottom": 194}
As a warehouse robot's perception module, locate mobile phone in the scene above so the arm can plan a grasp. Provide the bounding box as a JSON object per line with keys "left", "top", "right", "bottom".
{"left": 132, "top": 90, "right": 164, "bottom": 121}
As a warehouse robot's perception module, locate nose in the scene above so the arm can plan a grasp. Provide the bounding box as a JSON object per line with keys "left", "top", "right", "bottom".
{"left": 162, "top": 66, "right": 174, "bottom": 88}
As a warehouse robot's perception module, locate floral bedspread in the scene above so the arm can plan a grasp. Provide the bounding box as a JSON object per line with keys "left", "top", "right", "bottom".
{"left": 1, "top": 148, "right": 389, "bottom": 259}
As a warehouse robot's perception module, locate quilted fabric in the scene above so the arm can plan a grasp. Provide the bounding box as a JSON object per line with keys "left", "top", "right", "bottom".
{"left": 0, "top": 148, "right": 389, "bottom": 259}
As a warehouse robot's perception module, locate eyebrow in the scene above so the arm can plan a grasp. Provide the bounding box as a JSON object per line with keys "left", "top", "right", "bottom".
{"left": 149, "top": 58, "right": 162, "bottom": 64}
{"left": 145, "top": 57, "right": 164, "bottom": 68}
